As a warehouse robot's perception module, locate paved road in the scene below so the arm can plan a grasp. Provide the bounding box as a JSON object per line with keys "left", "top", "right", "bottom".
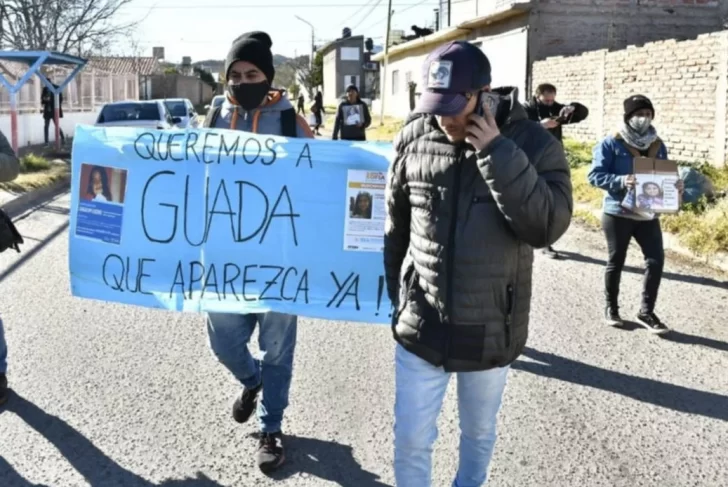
{"left": 1, "top": 192, "right": 727, "bottom": 487}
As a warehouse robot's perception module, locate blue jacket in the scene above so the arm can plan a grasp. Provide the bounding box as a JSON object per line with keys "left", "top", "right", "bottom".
{"left": 587, "top": 134, "right": 668, "bottom": 216}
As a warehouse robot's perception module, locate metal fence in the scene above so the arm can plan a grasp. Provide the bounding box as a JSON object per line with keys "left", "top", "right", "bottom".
{"left": 0, "top": 63, "right": 139, "bottom": 114}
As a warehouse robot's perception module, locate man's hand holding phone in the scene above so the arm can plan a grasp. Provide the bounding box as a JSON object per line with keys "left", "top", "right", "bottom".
{"left": 466, "top": 103, "right": 500, "bottom": 152}
{"left": 541, "top": 118, "right": 560, "bottom": 129}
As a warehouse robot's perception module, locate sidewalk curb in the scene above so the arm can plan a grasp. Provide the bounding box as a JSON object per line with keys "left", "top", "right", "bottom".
{"left": 2, "top": 176, "right": 71, "bottom": 220}
{"left": 575, "top": 203, "right": 728, "bottom": 274}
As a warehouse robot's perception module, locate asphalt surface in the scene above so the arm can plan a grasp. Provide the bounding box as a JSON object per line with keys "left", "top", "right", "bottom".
{"left": 1, "top": 191, "right": 727, "bottom": 487}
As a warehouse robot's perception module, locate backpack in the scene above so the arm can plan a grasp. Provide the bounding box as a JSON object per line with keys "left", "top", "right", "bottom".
{"left": 0, "top": 208, "right": 23, "bottom": 253}
{"left": 203, "top": 104, "right": 298, "bottom": 137}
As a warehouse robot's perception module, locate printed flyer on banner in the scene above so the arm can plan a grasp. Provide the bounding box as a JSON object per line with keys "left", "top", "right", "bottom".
{"left": 344, "top": 169, "right": 386, "bottom": 252}
{"left": 75, "top": 163, "right": 129, "bottom": 244}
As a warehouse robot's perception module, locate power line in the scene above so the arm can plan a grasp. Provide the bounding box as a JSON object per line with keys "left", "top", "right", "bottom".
{"left": 350, "top": 0, "right": 384, "bottom": 32}
{"left": 123, "top": 2, "right": 435, "bottom": 9}
{"left": 339, "top": 0, "right": 379, "bottom": 26}
{"left": 358, "top": 0, "right": 432, "bottom": 34}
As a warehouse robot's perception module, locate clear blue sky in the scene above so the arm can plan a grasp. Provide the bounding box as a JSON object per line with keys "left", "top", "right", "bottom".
{"left": 116, "top": 0, "right": 440, "bottom": 62}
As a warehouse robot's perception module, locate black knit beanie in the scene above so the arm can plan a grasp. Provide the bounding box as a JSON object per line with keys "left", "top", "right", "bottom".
{"left": 623, "top": 94, "right": 655, "bottom": 122}
{"left": 226, "top": 31, "right": 275, "bottom": 82}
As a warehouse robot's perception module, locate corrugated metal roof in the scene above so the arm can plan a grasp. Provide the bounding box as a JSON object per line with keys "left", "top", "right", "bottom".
{"left": 0, "top": 55, "right": 160, "bottom": 80}
{"left": 87, "top": 57, "right": 162, "bottom": 76}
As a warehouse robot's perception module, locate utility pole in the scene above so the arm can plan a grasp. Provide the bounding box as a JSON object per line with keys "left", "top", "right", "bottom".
{"left": 295, "top": 15, "right": 315, "bottom": 71}
{"left": 379, "top": 0, "right": 393, "bottom": 125}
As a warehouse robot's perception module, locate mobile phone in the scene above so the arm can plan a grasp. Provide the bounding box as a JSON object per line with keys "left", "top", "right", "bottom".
{"left": 476, "top": 91, "right": 500, "bottom": 117}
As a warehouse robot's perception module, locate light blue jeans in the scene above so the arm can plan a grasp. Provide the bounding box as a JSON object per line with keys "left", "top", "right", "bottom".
{"left": 0, "top": 316, "right": 6, "bottom": 374}
{"left": 394, "top": 344, "right": 510, "bottom": 487}
{"left": 206, "top": 311, "right": 297, "bottom": 434}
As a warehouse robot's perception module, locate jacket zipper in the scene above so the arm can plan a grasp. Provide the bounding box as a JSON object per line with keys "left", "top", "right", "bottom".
{"left": 444, "top": 150, "right": 464, "bottom": 358}
{"left": 505, "top": 284, "right": 514, "bottom": 348}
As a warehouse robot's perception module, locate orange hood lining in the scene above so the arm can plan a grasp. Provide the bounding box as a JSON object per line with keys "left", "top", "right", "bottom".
{"left": 226, "top": 90, "right": 314, "bottom": 137}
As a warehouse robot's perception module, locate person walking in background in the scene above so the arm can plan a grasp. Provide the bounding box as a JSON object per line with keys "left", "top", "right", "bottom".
{"left": 297, "top": 93, "right": 305, "bottom": 115}
{"left": 587, "top": 94, "right": 683, "bottom": 334}
{"left": 311, "top": 90, "right": 325, "bottom": 135}
{"left": 202, "top": 30, "right": 313, "bottom": 474}
{"left": 524, "top": 83, "right": 588, "bottom": 259}
{"left": 0, "top": 128, "right": 21, "bottom": 405}
{"left": 332, "top": 84, "right": 371, "bottom": 141}
{"left": 384, "top": 41, "right": 572, "bottom": 487}
{"left": 41, "top": 83, "right": 66, "bottom": 147}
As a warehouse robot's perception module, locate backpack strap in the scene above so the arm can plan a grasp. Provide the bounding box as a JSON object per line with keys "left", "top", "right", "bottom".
{"left": 280, "top": 107, "right": 297, "bottom": 137}
{"left": 203, "top": 105, "right": 222, "bottom": 129}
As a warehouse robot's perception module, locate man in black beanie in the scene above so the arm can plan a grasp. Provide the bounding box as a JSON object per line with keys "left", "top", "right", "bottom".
{"left": 203, "top": 31, "right": 313, "bottom": 137}
{"left": 203, "top": 30, "right": 313, "bottom": 474}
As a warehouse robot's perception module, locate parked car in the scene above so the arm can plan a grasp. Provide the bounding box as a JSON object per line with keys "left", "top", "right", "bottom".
{"left": 95, "top": 100, "right": 181, "bottom": 129}
{"left": 163, "top": 98, "right": 199, "bottom": 129}
{"left": 205, "top": 95, "right": 225, "bottom": 112}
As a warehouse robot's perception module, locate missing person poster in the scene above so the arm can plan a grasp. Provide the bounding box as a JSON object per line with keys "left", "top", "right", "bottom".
{"left": 344, "top": 169, "right": 386, "bottom": 252}
{"left": 622, "top": 157, "right": 681, "bottom": 214}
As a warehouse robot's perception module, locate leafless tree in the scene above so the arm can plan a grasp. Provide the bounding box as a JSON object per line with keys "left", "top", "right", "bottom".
{"left": 0, "top": 0, "right": 134, "bottom": 56}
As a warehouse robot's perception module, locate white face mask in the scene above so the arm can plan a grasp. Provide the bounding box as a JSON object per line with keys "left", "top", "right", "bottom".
{"left": 629, "top": 115, "right": 652, "bottom": 134}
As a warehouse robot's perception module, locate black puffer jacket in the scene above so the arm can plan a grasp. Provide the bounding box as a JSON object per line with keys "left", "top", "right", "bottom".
{"left": 384, "top": 87, "right": 573, "bottom": 372}
{"left": 523, "top": 96, "right": 588, "bottom": 143}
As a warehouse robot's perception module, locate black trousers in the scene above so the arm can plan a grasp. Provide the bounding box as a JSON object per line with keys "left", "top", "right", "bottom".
{"left": 601, "top": 213, "right": 664, "bottom": 313}
{"left": 44, "top": 117, "right": 65, "bottom": 144}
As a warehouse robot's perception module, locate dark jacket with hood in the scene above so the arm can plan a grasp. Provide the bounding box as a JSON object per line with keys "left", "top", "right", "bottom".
{"left": 333, "top": 99, "right": 372, "bottom": 141}
{"left": 524, "top": 97, "right": 588, "bottom": 143}
{"left": 384, "top": 87, "right": 573, "bottom": 372}
{"left": 41, "top": 85, "right": 64, "bottom": 120}
{"left": 0, "top": 130, "right": 19, "bottom": 182}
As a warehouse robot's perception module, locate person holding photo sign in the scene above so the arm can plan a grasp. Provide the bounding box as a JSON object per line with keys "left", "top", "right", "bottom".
{"left": 384, "top": 41, "right": 572, "bottom": 487}
{"left": 587, "top": 95, "right": 684, "bottom": 334}
{"left": 332, "top": 84, "right": 372, "bottom": 141}
{"left": 202, "top": 31, "right": 313, "bottom": 474}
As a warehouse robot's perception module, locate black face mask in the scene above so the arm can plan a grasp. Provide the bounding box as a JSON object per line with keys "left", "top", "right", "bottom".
{"left": 228, "top": 81, "right": 270, "bottom": 111}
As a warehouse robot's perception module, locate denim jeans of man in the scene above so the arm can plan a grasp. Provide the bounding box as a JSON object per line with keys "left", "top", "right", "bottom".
{"left": 394, "top": 344, "right": 510, "bottom": 487}
{"left": 0, "top": 316, "right": 7, "bottom": 374}
{"left": 207, "top": 311, "right": 297, "bottom": 433}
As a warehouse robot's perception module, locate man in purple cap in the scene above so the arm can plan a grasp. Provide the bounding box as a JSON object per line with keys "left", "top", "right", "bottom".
{"left": 383, "top": 41, "right": 573, "bottom": 486}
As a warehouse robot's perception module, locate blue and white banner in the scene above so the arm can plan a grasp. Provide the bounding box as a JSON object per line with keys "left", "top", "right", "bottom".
{"left": 69, "top": 125, "right": 396, "bottom": 324}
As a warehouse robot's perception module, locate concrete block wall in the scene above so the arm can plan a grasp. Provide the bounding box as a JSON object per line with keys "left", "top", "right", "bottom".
{"left": 531, "top": 0, "right": 726, "bottom": 62}
{"left": 532, "top": 31, "right": 728, "bottom": 165}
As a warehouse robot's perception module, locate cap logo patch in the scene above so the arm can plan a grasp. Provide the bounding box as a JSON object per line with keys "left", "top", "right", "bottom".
{"left": 427, "top": 60, "right": 452, "bottom": 89}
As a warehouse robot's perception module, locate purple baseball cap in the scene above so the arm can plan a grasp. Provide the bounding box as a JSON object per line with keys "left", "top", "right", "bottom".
{"left": 414, "top": 41, "right": 492, "bottom": 116}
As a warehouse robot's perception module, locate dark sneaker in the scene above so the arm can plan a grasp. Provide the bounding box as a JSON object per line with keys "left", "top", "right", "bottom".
{"left": 636, "top": 312, "right": 669, "bottom": 335}
{"left": 605, "top": 306, "right": 623, "bottom": 327}
{"left": 542, "top": 246, "right": 560, "bottom": 259}
{"left": 0, "top": 374, "right": 8, "bottom": 406}
{"left": 256, "top": 432, "right": 286, "bottom": 474}
{"left": 232, "top": 383, "right": 261, "bottom": 424}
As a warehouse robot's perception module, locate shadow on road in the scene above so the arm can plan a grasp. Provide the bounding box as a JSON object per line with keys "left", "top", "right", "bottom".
{"left": 36, "top": 204, "right": 70, "bottom": 216}
{"left": 0, "top": 392, "right": 224, "bottom": 487}
{"left": 514, "top": 347, "right": 728, "bottom": 421}
{"left": 556, "top": 250, "right": 728, "bottom": 290}
{"left": 251, "top": 432, "right": 392, "bottom": 486}
{"left": 0, "top": 220, "right": 68, "bottom": 284}
{"left": 616, "top": 321, "right": 728, "bottom": 353}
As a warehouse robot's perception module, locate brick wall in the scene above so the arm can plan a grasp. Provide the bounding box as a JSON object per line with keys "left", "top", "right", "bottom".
{"left": 532, "top": 31, "right": 728, "bottom": 165}
{"left": 532, "top": 0, "right": 725, "bottom": 62}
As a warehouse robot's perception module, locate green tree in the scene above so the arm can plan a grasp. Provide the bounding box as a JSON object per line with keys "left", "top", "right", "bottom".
{"left": 194, "top": 66, "right": 218, "bottom": 89}
{"left": 311, "top": 51, "right": 323, "bottom": 89}
{"left": 289, "top": 83, "right": 300, "bottom": 99}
